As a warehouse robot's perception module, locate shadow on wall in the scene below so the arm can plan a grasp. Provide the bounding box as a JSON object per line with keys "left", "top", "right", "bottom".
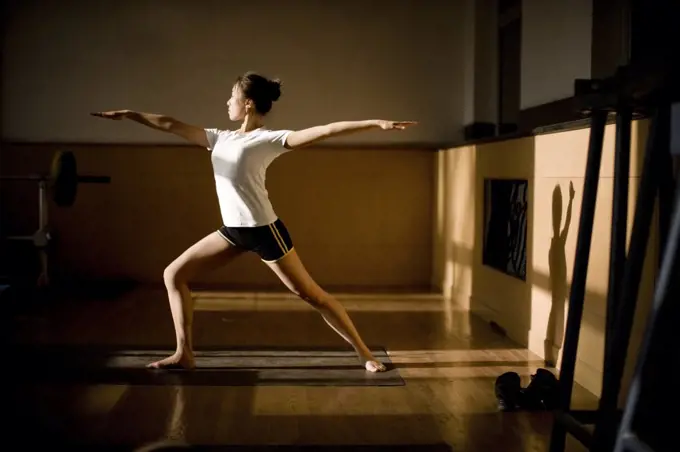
{"left": 545, "top": 181, "right": 575, "bottom": 366}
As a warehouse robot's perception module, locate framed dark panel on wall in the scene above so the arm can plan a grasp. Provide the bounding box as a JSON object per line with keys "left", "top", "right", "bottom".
{"left": 483, "top": 178, "right": 528, "bottom": 280}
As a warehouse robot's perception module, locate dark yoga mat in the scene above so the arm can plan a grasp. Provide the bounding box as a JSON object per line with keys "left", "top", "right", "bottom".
{"left": 69, "top": 444, "right": 453, "bottom": 451}
{"left": 38, "top": 442, "right": 453, "bottom": 451}
{"left": 10, "top": 345, "right": 404, "bottom": 387}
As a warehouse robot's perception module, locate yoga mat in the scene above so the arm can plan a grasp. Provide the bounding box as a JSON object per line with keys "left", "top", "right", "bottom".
{"left": 10, "top": 345, "right": 404, "bottom": 387}
{"left": 34, "top": 442, "right": 453, "bottom": 451}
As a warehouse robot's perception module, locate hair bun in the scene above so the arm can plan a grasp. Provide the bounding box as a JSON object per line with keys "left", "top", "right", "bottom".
{"left": 268, "top": 78, "right": 282, "bottom": 102}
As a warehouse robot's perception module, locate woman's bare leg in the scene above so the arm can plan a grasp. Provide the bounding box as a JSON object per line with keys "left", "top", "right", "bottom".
{"left": 148, "top": 231, "right": 244, "bottom": 369}
{"left": 264, "top": 249, "right": 386, "bottom": 372}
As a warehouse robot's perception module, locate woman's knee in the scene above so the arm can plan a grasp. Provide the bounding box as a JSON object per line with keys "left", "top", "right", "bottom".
{"left": 265, "top": 249, "right": 332, "bottom": 307}
{"left": 163, "top": 260, "right": 192, "bottom": 287}
{"left": 295, "top": 286, "right": 331, "bottom": 307}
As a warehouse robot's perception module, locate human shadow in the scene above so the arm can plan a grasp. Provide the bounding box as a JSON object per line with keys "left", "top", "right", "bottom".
{"left": 545, "top": 181, "right": 575, "bottom": 366}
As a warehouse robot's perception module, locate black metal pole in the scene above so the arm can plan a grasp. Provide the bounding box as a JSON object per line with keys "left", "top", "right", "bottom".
{"left": 614, "top": 129, "right": 680, "bottom": 452}
{"left": 589, "top": 106, "right": 632, "bottom": 451}
{"left": 657, "top": 144, "right": 675, "bottom": 266}
{"left": 592, "top": 105, "right": 669, "bottom": 451}
{"left": 604, "top": 107, "right": 632, "bottom": 368}
{"left": 549, "top": 109, "right": 608, "bottom": 452}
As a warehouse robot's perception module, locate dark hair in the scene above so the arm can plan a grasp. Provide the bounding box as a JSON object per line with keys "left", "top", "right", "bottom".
{"left": 235, "top": 71, "right": 282, "bottom": 115}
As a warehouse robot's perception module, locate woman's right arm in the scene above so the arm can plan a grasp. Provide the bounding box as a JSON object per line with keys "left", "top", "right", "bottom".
{"left": 91, "top": 110, "right": 209, "bottom": 148}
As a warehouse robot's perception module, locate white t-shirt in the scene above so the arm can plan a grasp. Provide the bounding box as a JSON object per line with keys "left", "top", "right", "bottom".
{"left": 205, "top": 127, "right": 293, "bottom": 227}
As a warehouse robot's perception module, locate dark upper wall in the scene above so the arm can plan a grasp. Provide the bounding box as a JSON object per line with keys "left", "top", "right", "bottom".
{"left": 2, "top": 0, "right": 468, "bottom": 147}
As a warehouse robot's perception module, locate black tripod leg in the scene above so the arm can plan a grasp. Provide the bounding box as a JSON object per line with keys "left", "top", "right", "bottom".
{"left": 658, "top": 137, "right": 676, "bottom": 263}
{"left": 614, "top": 133, "right": 680, "bottom": 452}
{"left": 549, "top": 109, "right": 608, "bottom": 452}
{"left": 592, "top": 105, "right": 670, "bottom": 451}
{"left": 604, "top": 107, "right": 632, "bottom": 373}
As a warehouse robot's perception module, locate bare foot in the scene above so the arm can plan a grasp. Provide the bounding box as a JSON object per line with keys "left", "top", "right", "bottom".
{"left": 364, "top": 358, "right": 387, "bottom": 373}
{"left": 147, "top": 350, "right": 196, "bottom": 370}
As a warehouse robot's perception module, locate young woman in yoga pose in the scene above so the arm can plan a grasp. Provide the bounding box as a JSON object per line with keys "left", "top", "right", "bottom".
{"left": 92, "top": 72, "right": 416, "bottom": 372}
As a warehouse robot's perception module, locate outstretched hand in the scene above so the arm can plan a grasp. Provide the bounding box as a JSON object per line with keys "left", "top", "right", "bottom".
{"left": 90, "top": 110, "right": 131, "bottom": 120}
{"left": 376, "top": 120, "right": 418, "bottom": 130}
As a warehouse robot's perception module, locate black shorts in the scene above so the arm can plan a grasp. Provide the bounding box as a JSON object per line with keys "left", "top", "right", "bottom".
{"left": 217, "top": 218, "right": 294, "bottom": 262}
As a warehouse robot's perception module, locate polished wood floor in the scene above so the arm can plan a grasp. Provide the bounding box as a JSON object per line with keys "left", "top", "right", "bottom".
{"left": 7, "top": 284, "right": 596, "bottom": 451}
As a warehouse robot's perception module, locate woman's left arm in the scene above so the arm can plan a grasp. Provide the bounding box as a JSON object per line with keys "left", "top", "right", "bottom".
{"left": 284, "top": 120, "right": 417, "bottom": 149}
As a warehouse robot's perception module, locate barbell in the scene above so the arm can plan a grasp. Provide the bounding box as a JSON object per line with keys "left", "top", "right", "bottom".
{"left": 1, "top": 150, "right": 111, "bottom": 287}
{"left": 0, "top": 150, "right": 111, "bottom": 207}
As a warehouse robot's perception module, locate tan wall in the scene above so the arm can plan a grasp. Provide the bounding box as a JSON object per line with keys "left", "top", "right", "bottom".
{"left": 1, "top": 143, "right": 436, "bottom": 291}
{"left": 434, "top": 120, "right": 658, "bottom": 398}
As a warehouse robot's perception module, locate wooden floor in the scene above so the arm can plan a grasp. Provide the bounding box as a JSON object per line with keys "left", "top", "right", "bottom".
{"left": 7, "top": 284, "right": 596, "bottom": 451}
